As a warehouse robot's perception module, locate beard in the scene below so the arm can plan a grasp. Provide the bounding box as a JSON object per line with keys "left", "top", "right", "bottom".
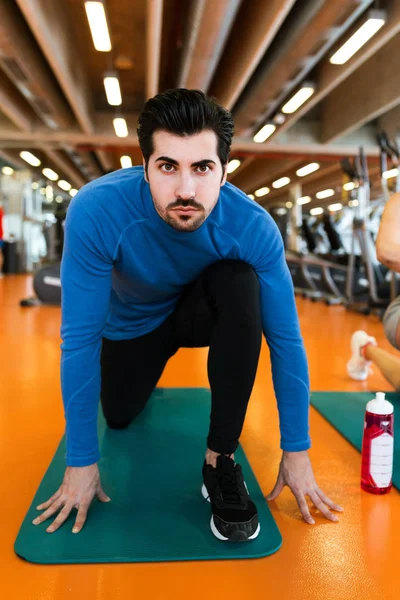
{"left": 150, "top": 190, "right": 216, "bottom": 232}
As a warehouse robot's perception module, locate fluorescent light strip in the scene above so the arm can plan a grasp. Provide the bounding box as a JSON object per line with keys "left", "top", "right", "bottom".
{"left": 316, "top": 188, "right": 335, "bottom": 200}
{"left": 227, "top": 159, "right": 241, "bottom": 174}
{"left": 328, "top": 203, "right": 343, "bottom": 212}
{"left": 20, "top": 151, "right": 41, "bottom": 167}
{"left": 85, "top": 1, "right": 112, "bottom": 52}
{"left": 310, "top": 207, "right": 323, "bottom": 216}
{"left": 272, "top": 176, "right": 291, "bottom": 189}
{"left": 297, "top": 196, "right": 311, "bottom": 206}
{"left": 104, "top": 74, "right": 122, "bottom": 106}
{"left": 247, "top": 194, "right": 255, "bottom": 200}
{"left": 1, "top": 166, "right": 14, "bottom": 175}
{"left": 330, "top": 15, "right": 386, "bottom": 65}
{"left": 253, "top": 123, "right": 276, "bottom": 143}
{"left": 282, "top": 85, "right": 315, "bottom": 114}
{"left": 349, "top": 200, "right": 359, "bottom": 207}
{"left": 343, "top": 181, "right": 356, "bottom": 191}
{"left": 254, "top": 187, "right": 270, "bottom": 197}
{"left": 296, "top": 163, "right": 320, "bottom": 177}
{"left": 383, "top": 168, "right": 399, "bottom": 179}
{"left": 120, "top": 155, "right": 132, "bottom": 169}
{"left": 286, "top": 202, "right": 293, "bottom": 208}
{"left": 42, "top": 168, "right": 59, "bottom": 181}
{"left": 58, "top": 180, "right": 71, "bottom": 191}
{"left": 70, "top": 189, "right": 78, "bottom": 197}
{"left": 113, "top": 117, "right": 128, "bottom": 138}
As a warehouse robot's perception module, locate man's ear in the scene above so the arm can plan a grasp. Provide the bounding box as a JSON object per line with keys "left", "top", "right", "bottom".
{"left": 221, "top": 164, "right": 228, "bottom": 186}
{"left": 142, "top": 159, "right": 149, "bottom": 183}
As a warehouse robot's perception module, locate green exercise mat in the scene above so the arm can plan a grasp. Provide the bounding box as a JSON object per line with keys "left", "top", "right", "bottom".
{"left": 310, "top": 391, "right": 400, "bottom": 490}
{"left": 15, "top": 388, "right": 282, "bottom": 564}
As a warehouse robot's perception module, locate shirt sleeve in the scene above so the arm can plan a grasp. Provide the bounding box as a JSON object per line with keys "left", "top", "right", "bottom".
{"left": 60, "top": 191, "right": 117, "bottom": 466}
{"left": 243, "top": 213, "right": 311, "bottom": 452}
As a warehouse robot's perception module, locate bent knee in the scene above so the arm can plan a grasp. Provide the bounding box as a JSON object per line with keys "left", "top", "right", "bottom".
{"left": 383, "top": 298, "right": 400, "bottom": 350}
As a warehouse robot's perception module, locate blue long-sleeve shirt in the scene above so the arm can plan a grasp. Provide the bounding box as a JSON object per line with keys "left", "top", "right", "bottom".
{"left": 60, "top": 166, "right": 310, "bottom": 466}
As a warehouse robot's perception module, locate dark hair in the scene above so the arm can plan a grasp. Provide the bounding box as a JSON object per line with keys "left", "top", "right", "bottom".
{"left": 137, "top": 89, "right": 234, "bottom": 173}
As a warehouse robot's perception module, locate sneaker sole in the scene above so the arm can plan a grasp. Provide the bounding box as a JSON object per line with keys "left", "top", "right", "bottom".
{"left": 201, "top": 483, "right": 260, "bottom": 542}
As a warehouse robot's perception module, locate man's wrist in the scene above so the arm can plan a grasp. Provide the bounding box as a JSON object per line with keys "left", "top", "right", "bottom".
{"left": 282, "top": 449, "right": 308, "bottom": 459}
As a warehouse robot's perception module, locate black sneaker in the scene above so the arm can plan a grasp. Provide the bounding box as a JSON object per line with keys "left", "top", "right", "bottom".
{"left": 201, "top": 455, "right": 260, "bottom": 542}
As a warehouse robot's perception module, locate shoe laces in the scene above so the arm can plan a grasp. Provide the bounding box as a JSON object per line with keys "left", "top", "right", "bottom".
{"left": 203, "top": 460, "right": 243, "bottom": 504}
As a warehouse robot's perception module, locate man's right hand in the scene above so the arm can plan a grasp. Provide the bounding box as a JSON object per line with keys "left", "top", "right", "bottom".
{"left": 32, "top": 463, "right": 111, "bottom": 534}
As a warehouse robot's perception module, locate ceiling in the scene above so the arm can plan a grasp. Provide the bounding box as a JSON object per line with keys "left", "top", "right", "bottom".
{"left": 0, "top": 0, "right": 399, "bottom": 212}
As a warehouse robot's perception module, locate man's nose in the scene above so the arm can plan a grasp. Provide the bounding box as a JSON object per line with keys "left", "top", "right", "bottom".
{"left": 175, "top": 173, "right": 195, "bottom": 199}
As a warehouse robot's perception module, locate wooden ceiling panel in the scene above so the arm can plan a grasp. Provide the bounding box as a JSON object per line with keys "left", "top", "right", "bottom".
{"left": 64, "top": 0, "right": 147, "bottom": 112}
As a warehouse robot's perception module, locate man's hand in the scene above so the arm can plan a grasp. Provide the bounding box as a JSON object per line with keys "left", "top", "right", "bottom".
{"left": 266, "top": 450, "right": 343, "bottom": 524}
{"left": 32, "top": 463, "right": 111, "bottom": 534}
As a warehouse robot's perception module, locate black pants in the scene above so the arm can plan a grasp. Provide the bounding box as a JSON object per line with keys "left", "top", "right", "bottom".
{"left": 100, "top": 260, "right": 262, "bottom": 455}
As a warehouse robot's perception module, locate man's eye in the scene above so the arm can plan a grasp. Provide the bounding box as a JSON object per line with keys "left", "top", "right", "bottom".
{"left": 161, "top": 164, "right": 174, "bottom": 172}
{"left": 197, "top": 165, "right": 209, "bottom": 173}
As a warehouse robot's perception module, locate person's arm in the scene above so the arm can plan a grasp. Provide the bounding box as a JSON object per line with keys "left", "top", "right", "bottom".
{"left": 245, "top": 214, "right": 310, "bottom": 452}
{"left": 376, "top": 192, "right": 400, "bottom": 272}
{"left": 60, "top": 191, "right": 117, "bottom": 467}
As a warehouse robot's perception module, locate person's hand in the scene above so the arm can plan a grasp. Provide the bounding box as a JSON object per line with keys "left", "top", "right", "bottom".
{"left": 266, "top": 450, "right": 344, "bottom": 524}
{"left": 32, "top": 463, "right": 111, "bottom": 534}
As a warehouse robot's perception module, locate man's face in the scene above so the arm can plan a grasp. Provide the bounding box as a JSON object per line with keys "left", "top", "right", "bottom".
{"left": 144, "top": 130, "right": 227, "bottom": 232}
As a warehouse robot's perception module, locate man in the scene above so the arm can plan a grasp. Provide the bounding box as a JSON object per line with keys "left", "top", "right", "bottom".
{"left": 348, "top": 191, "right": 400, "bottom": 389}
{"left": 33, "top": 89, "right": 343, "bottom": 541}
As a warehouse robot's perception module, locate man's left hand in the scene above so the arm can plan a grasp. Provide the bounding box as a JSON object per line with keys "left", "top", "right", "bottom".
{"left": 266, "top": 450, "right": 344, "bottom": 524}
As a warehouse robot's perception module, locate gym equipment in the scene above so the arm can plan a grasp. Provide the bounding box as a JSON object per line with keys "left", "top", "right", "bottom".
{"left": 14, "top": 388, "right": 282, "bottom": 564}
{"left": 343, "top": 147, "right": 391, "bottom": 315}
{"left": 310, "top": 391, "right": 400, "bottom": 491}
{"left": 20, "top": 262, "right": 61, "bottom": 307}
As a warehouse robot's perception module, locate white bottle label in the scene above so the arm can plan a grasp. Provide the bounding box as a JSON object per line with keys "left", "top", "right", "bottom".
{"left": 370, "top": 433, "right": 394, "bottom": 488}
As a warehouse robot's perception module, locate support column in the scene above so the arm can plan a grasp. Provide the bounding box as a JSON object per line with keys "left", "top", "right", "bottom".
{"left": 287, "top": 183, "right": 302, "bottom": 252}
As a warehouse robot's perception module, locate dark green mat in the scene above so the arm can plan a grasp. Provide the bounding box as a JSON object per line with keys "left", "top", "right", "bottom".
{"left": 15, "top": 388, "right": 282, "bottom": 564}
{"left": 310, "top": 392, "right": 400, "bottom": 490}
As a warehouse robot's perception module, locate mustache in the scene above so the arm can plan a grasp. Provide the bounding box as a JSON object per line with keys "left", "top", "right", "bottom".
{"left": 168, "top": 199, "right": 204, "bottom": 210}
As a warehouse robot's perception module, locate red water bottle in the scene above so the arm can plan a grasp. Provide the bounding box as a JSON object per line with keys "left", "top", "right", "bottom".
{"left": 361, "top": 392, "right": 394, "bottom": 495}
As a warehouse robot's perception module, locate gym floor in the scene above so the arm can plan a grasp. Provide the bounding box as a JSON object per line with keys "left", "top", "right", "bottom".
{"left": 1, "top": 275, "right": 399, "bottom": 600}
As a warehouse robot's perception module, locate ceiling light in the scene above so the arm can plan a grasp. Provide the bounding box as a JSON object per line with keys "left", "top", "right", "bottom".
{"left": 286, "top": 201, "right": 293, "bottom": 208}
{"left": 297, "top": 196, "right": 312, "bottom": 205}
{"left": 56, "top": 195, "right": 63, "bottom": 202}
{"left": 343, "top": 181, "right": 355, "bottom": 191}
{"left": 104, "top": 72, "right": 122, "bottom": 106}
{"left": 310, "top": 207, "right": 323, "bottom": 216}
{"left": 227, "top": 159, "right": 241, "bottom": 174}
{"left": 1, "top": 166, "right": 14, "bottom": 175}
{"left": 253, "top": 123, "right": 276, "bottom": 143}
{"left": 70, "top": 189, "right": 78, "bottom": 197}
{"left": 58, "top": 180, "right": 71, "bottom": 191}
{"left": 296, "top": 163, "right": 320, "bottom": 177}
{"left": 20, "top": 151, "right": 41, "bottom": 167}
{"left": 272, "top": 176, "right": 291, "bottom": 189}
{"left": 113, "top": 117, "right": 128, "bottom": 138}
{"left": 383, "top": 168, "right": 399, "bottom": 179}
{"left": 273, "top": 113, "right": 286, "bottom": 125}
{"left": 349, "top": 200, "right": 359, "bottom": 207}
{"left": 254, "top": 187, "right": 270, "bottom": 197}
{"left": 247, "top": 194, "right": 255, "bottom": 200}
{"left": 84, "top": 1, "right": 112, "bottom": 52}
{"left": 330, "top": 11, "right": 386, "bottom": 65}
{"left": 42, "top": 168, "right": 59, "bottom": 181}
{"left": 120, "top": 155, "right": 132, "bottom": 169}
{"left": 316, "top": 188, "right": 335, "bottom": 199}
{"left": 328, "top": 203, "right": 343, "bottom": 212}
{"left": 46, "top": 185, "right": 53, "bottom": 199}
{"left": 39, "top": 187, "right": 46, "bottom": 195}
{"left": 281, "top": 83, "right": 315, "bottom": 114}
{"left": 32, "top": 182, "right": 39, "bottom": 190}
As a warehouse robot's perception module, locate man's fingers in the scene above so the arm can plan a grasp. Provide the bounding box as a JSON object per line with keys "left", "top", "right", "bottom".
{"left": 32, "top": 499, "right": 64, "bottom": 525}
{"left": 294, "top": 490, "right": 315, "bottom": 525}
{"left": 96, "top": 487, "right": 111, "bottom": 503}
{"left": 316, "top": 486, "right": 344, "bottom": 512}
{"left": 309, "top": 491, "right": 338, "bottom": 523}
{"left": 46, "top": 503, "right": 74, "bottom": 533}
{"left": 72, "top": 504, "right": 89, "bottom": 534}
{"left": 36, "top": 490, "right": 62, "bottom": 511}
{"left": 266, "top": 478, "right": 285, "bottom": 501}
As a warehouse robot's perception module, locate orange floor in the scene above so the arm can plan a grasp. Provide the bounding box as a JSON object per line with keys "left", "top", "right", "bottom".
{"left": 1, "top": 274, "right": 399, "bottom": 599}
